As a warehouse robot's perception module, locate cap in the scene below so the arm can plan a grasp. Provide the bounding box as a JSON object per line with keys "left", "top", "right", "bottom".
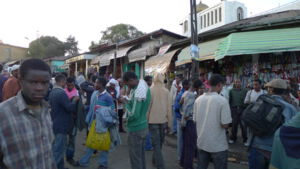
{"left": 10, "top": 65, "right": 20, "bottom": 72}
{"left": 265, "top": 79, "right": 287, "bottom": 89}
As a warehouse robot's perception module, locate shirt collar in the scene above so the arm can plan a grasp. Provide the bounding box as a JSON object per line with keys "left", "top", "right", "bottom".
{"left": 16, "top": 91, "right": 48, "bottom": 115}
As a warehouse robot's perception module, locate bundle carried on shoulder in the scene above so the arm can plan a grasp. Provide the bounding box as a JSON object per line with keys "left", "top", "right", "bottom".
{"left": 242, "top": 94, "right": 285, "bottom": 137}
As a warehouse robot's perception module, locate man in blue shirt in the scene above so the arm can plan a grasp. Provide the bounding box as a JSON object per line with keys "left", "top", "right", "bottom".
{"left": 248, "top": 79, "right": 299, "bottom": 169}
{"left": 49, "top": 74, "right": 79, "bottom": 169}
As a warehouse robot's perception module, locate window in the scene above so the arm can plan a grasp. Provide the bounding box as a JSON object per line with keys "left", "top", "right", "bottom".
{"left": 204, "top": 15, "right": 206, "bottom": 27}
{"left": 237, "top": 7, "right": 244, "bottom": 20}
{"left": 184, "top": 20, "right": 188, "bottom": 33}
{"left": 211, "top": 11, "right": 214, "bottom": 25}
{"left": 200, "top": 16, "right": 203, "bottom": 29}
{"left": 207, "top": 13, "right": 210, "bottom": 26}
{"left": 215, "top": 9, "right": 218, "bottom": 23}
{"left": 219, "top": 7, "right": 222, "bottom": 22}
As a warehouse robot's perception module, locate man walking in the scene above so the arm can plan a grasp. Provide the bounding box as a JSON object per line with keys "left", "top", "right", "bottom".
{"left": 49, "top": 74, "right": 79, "bottom": 169}
{"left": 147, "top": 73, "right": 171, "bottom": 169}
{"left": 2, "top": 64, "right": 21, "bottom": 101}
{"left": 0, "top": 58, "right": 56, "bottom": 169}
{"left": 194, "top": 74, "right": 232, "bottom": 169}
{"left": 228, "top": 79, "right": 248, "bottom": 145}
{"left": 123, "top": 72, "right": 151, "bottom": 169}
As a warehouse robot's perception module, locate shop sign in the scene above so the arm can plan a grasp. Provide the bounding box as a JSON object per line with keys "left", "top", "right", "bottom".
{"left": 66, "top": 55, "right": 84, "bottom": 64}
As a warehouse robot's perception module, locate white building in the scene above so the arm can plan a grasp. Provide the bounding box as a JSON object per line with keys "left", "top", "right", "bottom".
{"left": 257, "top": 0, "right": 300, "bottom": 16}
{"left": 180, "top": 0, "right": 247, "bottom": 37}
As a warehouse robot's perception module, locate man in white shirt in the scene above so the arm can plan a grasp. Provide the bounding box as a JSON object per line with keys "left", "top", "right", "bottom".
{"left": 244, "top": 79, "right": 266, "bottom": 104}
{"left": 244, "top": 79, "right": 266, "bottom": 146}
{"left": 193, "top": 74, "right": 232, "bottom": 169}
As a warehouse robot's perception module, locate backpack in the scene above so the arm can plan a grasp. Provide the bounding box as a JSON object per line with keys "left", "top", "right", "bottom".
{"left": 242, "top": 94, "right": 285, "bottom": 137}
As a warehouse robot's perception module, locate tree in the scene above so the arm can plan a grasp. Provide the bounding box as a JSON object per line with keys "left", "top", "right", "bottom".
{"left": 28, "top": 36, "right": 66, "bottom": 59}
{"left": 100, "top": 24, "right": 144, "bottom": 44}
{"left": 89, "top": 41, "right": 98, "bottom": 51}
{"left": 64, "top": 35, "right": 79, "bottom": 56}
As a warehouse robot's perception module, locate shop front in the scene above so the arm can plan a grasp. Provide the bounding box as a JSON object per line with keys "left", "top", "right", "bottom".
{"left": 65, "top": 54, "right": 96, "bottom": 77}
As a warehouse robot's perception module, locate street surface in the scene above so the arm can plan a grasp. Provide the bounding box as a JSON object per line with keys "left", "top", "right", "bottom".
{"left": 66, "top": 130, "right": 248, "bottom": 169}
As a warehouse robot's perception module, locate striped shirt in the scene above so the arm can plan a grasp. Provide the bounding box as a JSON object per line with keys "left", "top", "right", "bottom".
{"left": 0, "top": 92, "right": 56, "bottom": 169}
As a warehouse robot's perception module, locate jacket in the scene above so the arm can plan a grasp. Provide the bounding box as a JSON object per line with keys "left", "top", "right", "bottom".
{"left": 49, "top": 86, "right": 77, "bottom": 134}
{"left": 80, "top": 81, "right": 94, "bottom": 105}
{"left": 148, "top": 73, "right": 172, "bottom": 126}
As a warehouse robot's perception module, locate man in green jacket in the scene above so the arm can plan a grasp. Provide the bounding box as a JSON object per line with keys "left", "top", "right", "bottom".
{"left": 123, "top": 72, "right": 151, "bottom": 169}
{"left": 228, "top": 79, "right": 248, "bottom": 145}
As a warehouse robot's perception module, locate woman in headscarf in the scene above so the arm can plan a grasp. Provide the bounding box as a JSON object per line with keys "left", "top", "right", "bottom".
{"left": 147, "top": 73, "right": 172, "bottom": 169}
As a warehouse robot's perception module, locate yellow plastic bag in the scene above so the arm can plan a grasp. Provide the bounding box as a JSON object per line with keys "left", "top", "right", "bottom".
{"left": 86, "top": 120, "right": 111, "bottom": 151}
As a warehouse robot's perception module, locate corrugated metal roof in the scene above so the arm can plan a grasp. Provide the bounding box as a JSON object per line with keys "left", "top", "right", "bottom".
{"left": 215, "top": 27, "right": 300, "bottom": 60}
{"left": 176, "top": 37, "right": 225, "bottom": 66}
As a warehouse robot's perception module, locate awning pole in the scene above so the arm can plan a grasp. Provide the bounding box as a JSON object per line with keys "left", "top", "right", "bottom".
{"left": 113, "top": 44, "right": 118, "bottom": 78}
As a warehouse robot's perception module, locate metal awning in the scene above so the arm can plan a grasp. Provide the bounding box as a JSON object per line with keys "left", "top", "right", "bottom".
{"left": 128, "top": 46, "right": 157, "bottom": 63}
{"left": 176, "top": 38, "right": 225, "bottom": 66}
{"left": 99, "top": 52, "right": 114, "bottom": 67}
{"left": 65, "top": 54, "right": 96, "bottom": 64}
{"left": 215, "top": 27, "right": 300, "bottom": 61}
{"left": 117, "top": 46, "right": 135, "bottom": 58}
{"left": 145, "top": 49, "right": 179, "bottom": 75}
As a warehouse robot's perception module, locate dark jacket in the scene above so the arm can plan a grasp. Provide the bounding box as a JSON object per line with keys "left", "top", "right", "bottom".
{"left": 80, "top": 81, "right": 94, "bottom": 105}
{"left": 0, "top": 75, "right": 8, "bottom": 103}
{"left": 49, "top": 86, "right": 77, "bottom": 135}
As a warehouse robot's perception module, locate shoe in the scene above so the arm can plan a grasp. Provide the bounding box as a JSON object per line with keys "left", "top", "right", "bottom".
{"left": 228, "top": 140, "right": 235, "bottom": 144}
{"left": 244, "top": 142, "right": 250, "bottom": 147}
{"left": 98, "top": 165, "right": 107, "bottom": 169}
{"left": 66, "top": 159, "right": 79, "bottom": 167}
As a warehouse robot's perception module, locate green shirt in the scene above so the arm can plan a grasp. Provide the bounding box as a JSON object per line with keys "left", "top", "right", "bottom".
{"left": 126, "top": 88, "right": 151, "bottom": 132}
{"left": 229, "top": 88, "right": 248, "bottom": 107}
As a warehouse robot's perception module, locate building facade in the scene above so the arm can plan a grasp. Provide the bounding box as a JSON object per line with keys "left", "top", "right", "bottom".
{"left": 0, "top": 43, "right": 28, "bottom": 63}
{"left": 181, "top": 0, "right": 247, "bottom": 37}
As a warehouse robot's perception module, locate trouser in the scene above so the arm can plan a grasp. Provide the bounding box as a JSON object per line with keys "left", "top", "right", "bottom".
{"left": 118, "top": 109, "right": 125, "bottom": 131}
{"left": 149, "top": 124, "right": 166, "bottom": 169}
{"left": 176, "top": 119, "right": 183, "bottom": 161}
{"left": 128, "top": 128, "right": 148, "bottom": 169}
{"left": 230, "top": 106, "right": 247, "bottom": 142}
{"left": 66, "top": 126, "right": 77, "bottom": 160}
{"left": 52, "top": 134, "right": 68, "bottom": 169}
{"left": 79, "top": 148, "right": 108, "bottom": 167}
{"left": 248, "top": 148, "right": 270, "bottom": 169}
{"left": 172, "top": 105, "right": 177, "bottom": 133}
{"left": 145, "top": 133, "right": 153, "bottom": 151}
{"left": 197, "top": 150, "right": 228, "bottom": 169}
{"left": 181, "top": 120, "right": 197, "bottom": 169}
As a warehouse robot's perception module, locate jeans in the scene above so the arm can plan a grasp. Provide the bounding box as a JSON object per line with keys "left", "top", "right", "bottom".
{"left": 197, "top": 150, "right": 228, "bottom": 169}
{"left": 79, "top": 148, "right": 108, "bottom": 167}
{"left": 52, "top": 134, "right": 68, "bottom": 169}
{"left": 66, "top": 126, "right": 77, "bottom": 160}
{"left": 149, "top": 124, "right": 166, "bottom": 169}
{"left": 145, "top": 133, "right": 153, "bottom": 151}
{"left": 181, "top": 120, "right": 197, "bottom": 169}
{"left": 172, "top": 105, "right": 177, "bottom": 133}
{"left": 248, "top": 148, "right": 270, "bottom": 169}
{"left": 176, "top": 119, "right": 183, "bottom": 161}
{"left": 230, "top": 106, "right": 247, "bottom": 142}
{"left": 128, "top": 128, "right": 148, "bottom": 169}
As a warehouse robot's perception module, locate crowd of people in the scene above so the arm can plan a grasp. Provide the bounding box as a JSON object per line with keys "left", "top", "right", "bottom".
{"left": 0, "top": 58, "right": 300, "bottom": 169}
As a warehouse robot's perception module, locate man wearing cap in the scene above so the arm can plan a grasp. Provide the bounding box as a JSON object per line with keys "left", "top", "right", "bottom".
{"left": 248, "top": 79, "right": 299, "bottom": 169}
{"left": 2, "top": 65, "right": 21, "bottom": 101}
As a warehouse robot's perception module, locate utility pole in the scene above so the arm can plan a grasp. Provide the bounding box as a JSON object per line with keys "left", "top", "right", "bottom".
{"left": 190, "top": 0, "right": 200, "bottom": 79}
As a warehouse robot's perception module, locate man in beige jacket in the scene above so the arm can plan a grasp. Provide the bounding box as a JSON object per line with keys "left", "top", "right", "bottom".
{"left": 147, "top": 73, "right": 172, "bottom": 169}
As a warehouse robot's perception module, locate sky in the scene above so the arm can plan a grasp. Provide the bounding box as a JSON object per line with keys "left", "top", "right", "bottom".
{"left": 0, "top": 0, "right": 298, "bottom": 52}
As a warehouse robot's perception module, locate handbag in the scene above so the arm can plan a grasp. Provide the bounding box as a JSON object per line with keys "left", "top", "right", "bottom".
{"left": 86, "top": 120, "right": 111, "bottom": 151}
